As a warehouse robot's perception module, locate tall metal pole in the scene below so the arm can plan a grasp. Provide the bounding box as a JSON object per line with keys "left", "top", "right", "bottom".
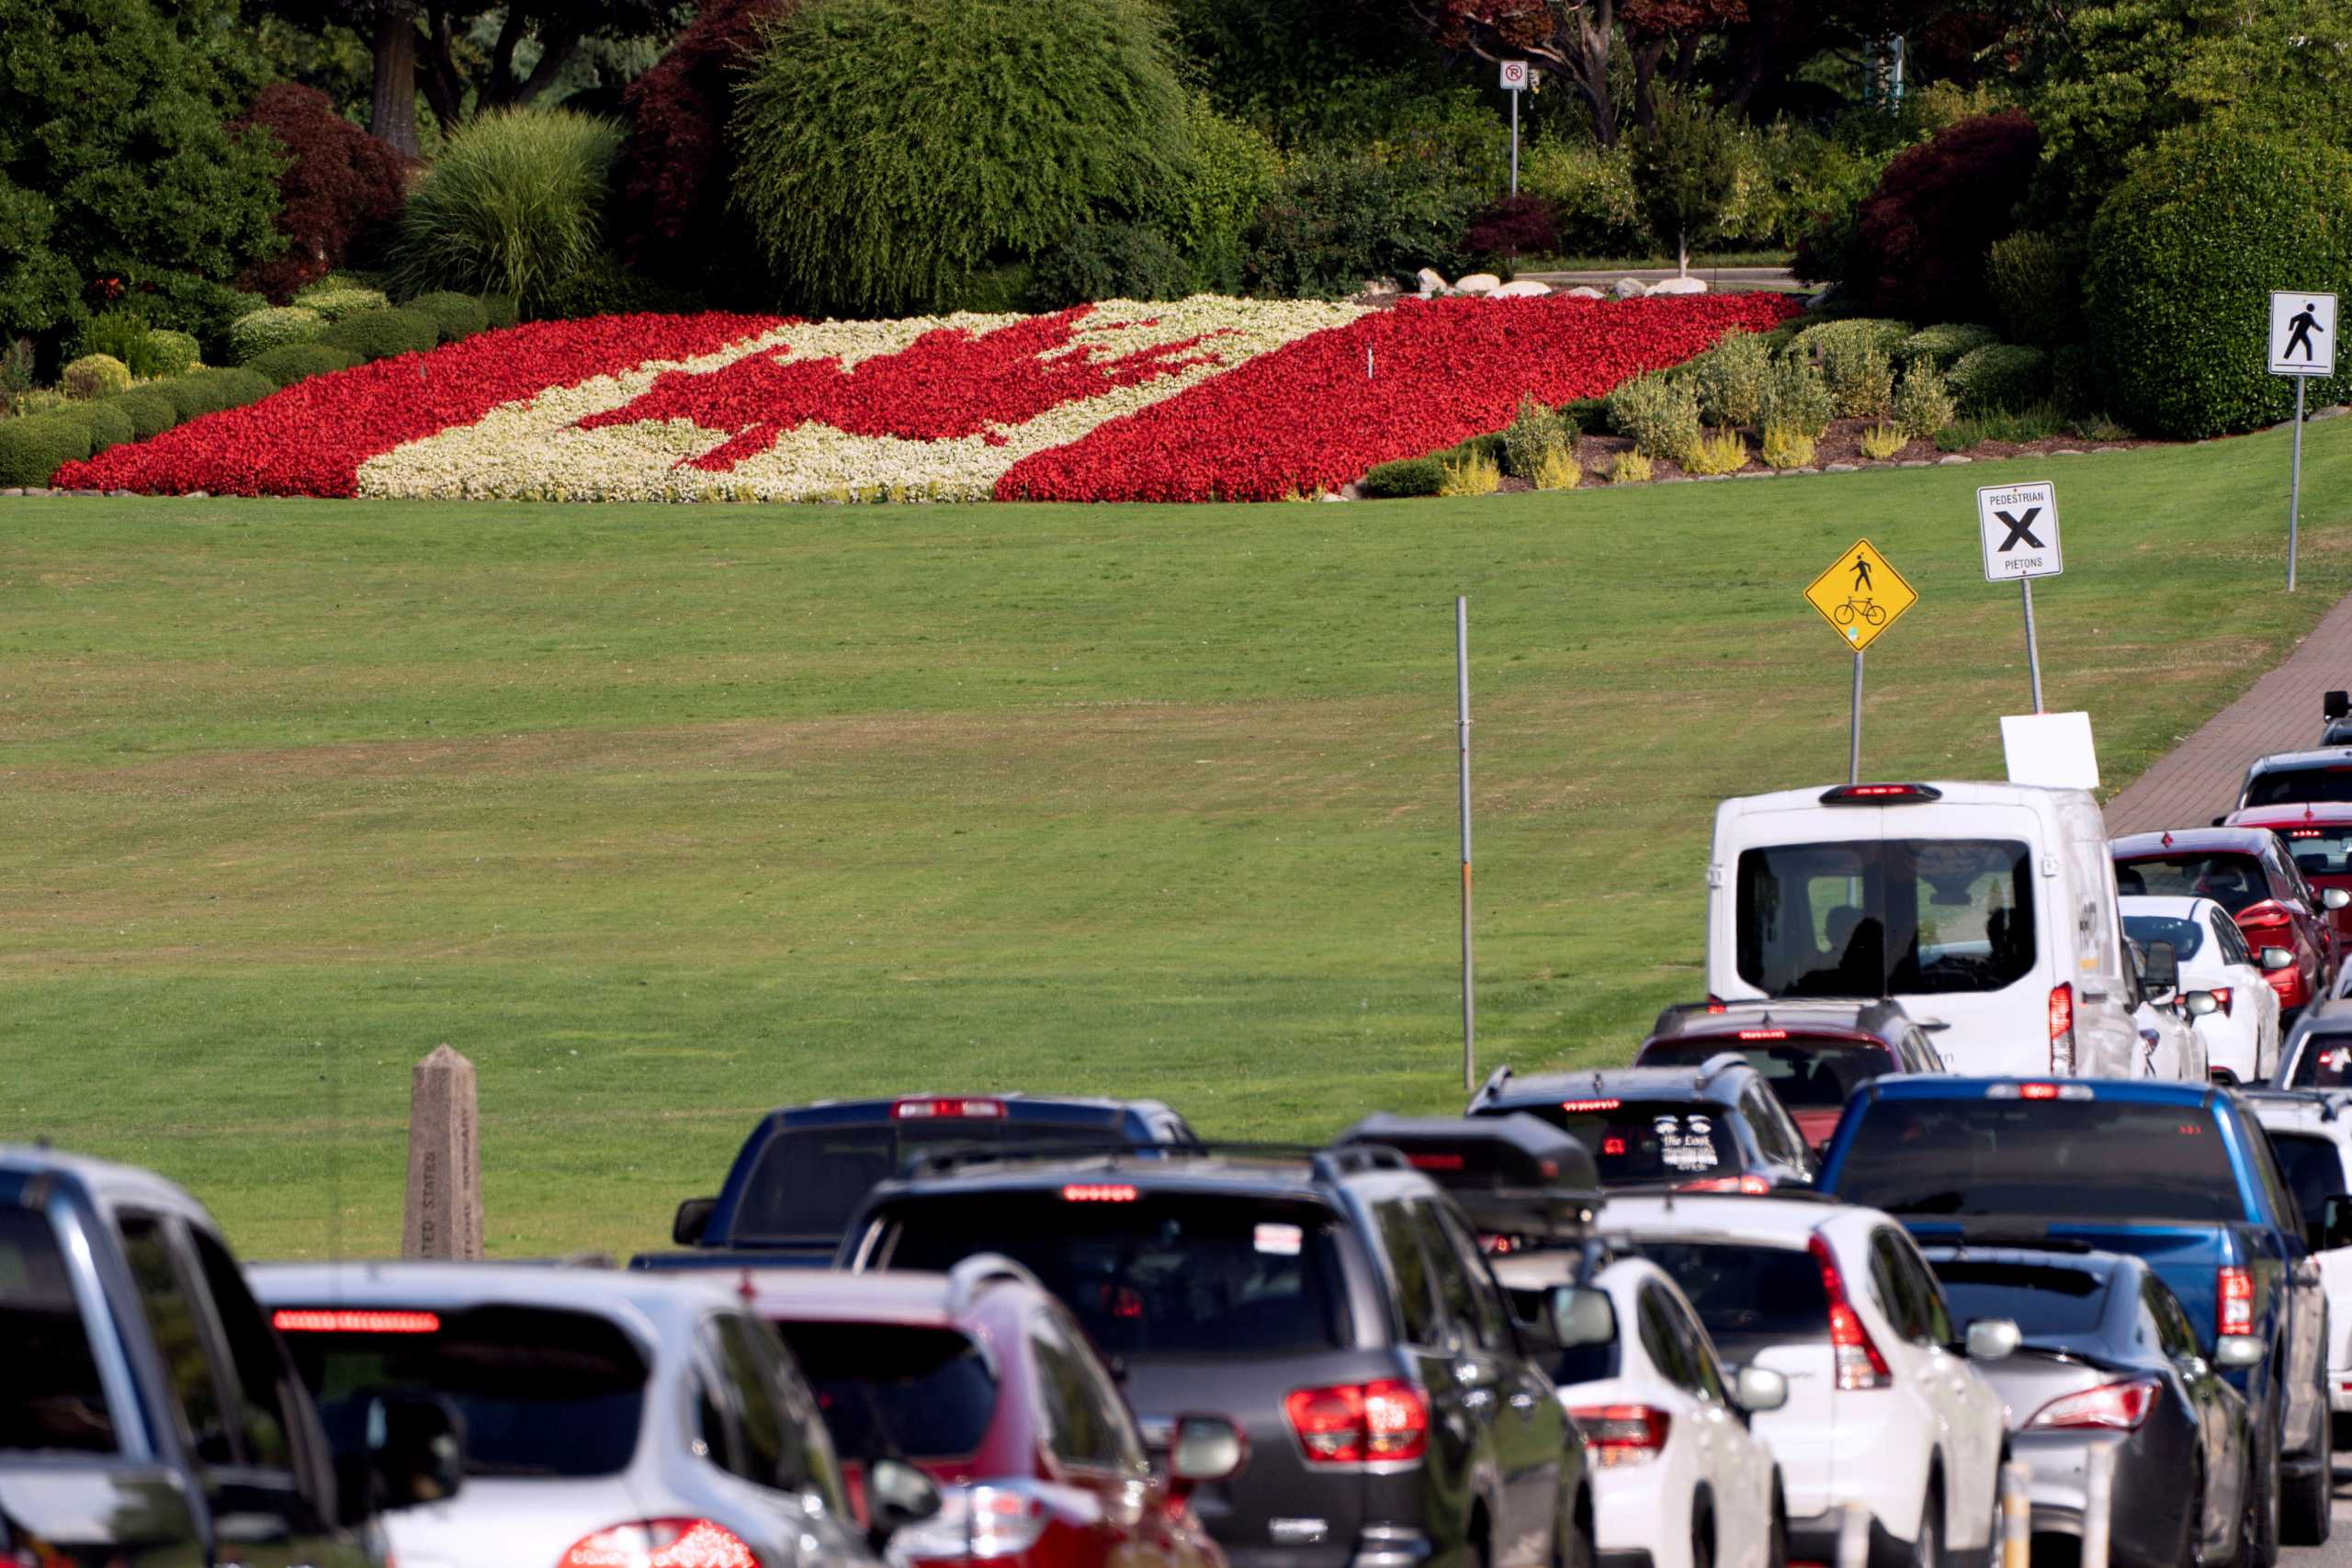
{"left": 1509, "top": 91, "right": 1520, "bottom": 197}
{"left": 2290, "top": 375, "right": 2308, "bottom": 592}
{"left": 1849, "top": 651, "right": 1863, "bottom": 784}
{"left": 2020, "top": 578, "right": 2045, "bottom": 713}
{"left": 1456, "top": 597, "right": 1476, "bottom": 1092}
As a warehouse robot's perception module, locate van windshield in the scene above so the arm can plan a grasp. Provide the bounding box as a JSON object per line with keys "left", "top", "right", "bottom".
{"left": 1736, "top": 840, "right": 2036, "bottom": 998}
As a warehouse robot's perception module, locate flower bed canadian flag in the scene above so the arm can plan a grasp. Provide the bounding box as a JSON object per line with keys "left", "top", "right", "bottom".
{"left": 59, "top": 291, "right": 1798, "bottom": 502}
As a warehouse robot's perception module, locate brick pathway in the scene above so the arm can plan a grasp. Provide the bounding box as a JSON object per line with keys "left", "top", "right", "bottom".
{"left": 2104, "top": 588, "right": 2352, "bottom": 834}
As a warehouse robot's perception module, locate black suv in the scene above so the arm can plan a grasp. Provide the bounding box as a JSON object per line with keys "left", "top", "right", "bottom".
{"left": 1468, "top": 1058, "right": 1815, "bottom": 1191}
{"left": 838, "top": 1121, "right": 1596, "bottom": 1568}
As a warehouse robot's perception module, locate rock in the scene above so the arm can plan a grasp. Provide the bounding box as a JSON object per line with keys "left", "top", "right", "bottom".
{"left": 1415, "top": 267, "right": 1452, "bottom": 297}
{"left": 1647, "top": 276, "right": 1708, "bottom": 296}
{"left": 107, "top": 488, "right": 133, "bottom": 497}
{"left": 1490, "top": 279, "right": 1552, "bottom": 298}
{"left": 1340, "top": 483, "right": 1366, "bottom": 502}
{"left": 1794, "top": 467, "right": 1822, "bottom": 475}
{"left": 1319, "top": 491, "right": 1351, "bottom": 502}
{"left": 1826, "top": 463, "right": 1859, "bottom": 473}
{"left": 1454, "top": 273, "right": 1502, "bottom": 296}
{"left": 0, "top": 488, "right": 21, "bottom": 498}
{"left": 1901, "top": 460, "right": 1932, "bottom": 468}
{"left": 187, "top": 490, "right": 209, "bottom": 499}
{"left": 2051, "top": 448, "right": 2086, "bottom": 457}
{"left": 1611, "top": 276, "right": 1649, "bottom": 299}
{"left": 1359, "top": 277, "right": 1401, "bottom": 299}
{"left": 1566, "top": 287, "right": 1606, "bottom": 300}
{"left": 1938, "top": 454, "right": 1973, "bottom": 465}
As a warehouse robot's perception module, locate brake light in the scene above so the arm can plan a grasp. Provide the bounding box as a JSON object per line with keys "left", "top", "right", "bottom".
{"left": 1568, "top": 1404, "right": 1671, "bottom": 1466}
{"left": 271, "top": 1309, "right": 440, "bottom": 1335}
{"left": 2021, "top": 1083, "right": 2060, "bottom": 1100}
{"left": 2290, "top": 829, "right": 2328, "bottom": 840}
{"left": 888, "top": 1485, "right": 1052, "bottom": 1562}
{"left": 1986, "top": 1082, "right": 2093, "bottom": 1100}
{"left": 1562, "top": 1099, "right": 1622, "bottom": 1111}
{"left": 1819, "top": 784, "right": 1944, "bottom": 804}
{"left": 894, "top": 1098, "right": 1006, "bottom": 1119}
{"left": 1810, "top": 1235, "right": 1891, "bottom": 1390}
{"left": 1061, "top": 1183, "right": 1137, "bottom": 1202}
{"left": 2220, "top": 1267, "right": 2255, "bottom": 1336}
{"left": 558, "top": 1518, "right": 760, "bottom": 1568}
{"left": 1602, "top": 1136, "right": 1627, "bottom": 1156}
{"left": 1407, "top": 1153, "right": 1466, "bottom": 1171}
{"left": 2210, "top": 987, "right": 2234, "bottom": 1017}
{"left": 2022, "top": 1378, "right": 2160, "bottom": 1431}
{"left": 2049, "top": 984, "right": 2075, "bottom": 1076}
{"left": 1283, "top": 1379, "right": 1430, "bottom": 1464}
{"left": 1736, "top": 1029, "right": 1788, "bottom": 1041}
{"left": 1677, "top": 1174, "right": 1772, "bottom": 1193}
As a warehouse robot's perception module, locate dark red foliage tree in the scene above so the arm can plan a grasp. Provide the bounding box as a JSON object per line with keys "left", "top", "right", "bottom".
{"left": 613, "top": 0, "right": 786, "bottom": 299}
{"left": 1851, "top": 110, "right": 2040, "bottom": 321}
{"left": 1465, "top": 194, "right": 1560, "bottom": 264}
{"left": 232, "top": 83, "right": 413, "bottom": 302}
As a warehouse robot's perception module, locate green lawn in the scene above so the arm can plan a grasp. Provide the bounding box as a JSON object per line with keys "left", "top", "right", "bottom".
{"left": 6, "top": 424, "right": 2347, "bottom": 1259}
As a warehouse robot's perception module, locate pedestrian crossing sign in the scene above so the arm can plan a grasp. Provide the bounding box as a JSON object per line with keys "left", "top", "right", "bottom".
{"left": 1804, "top": 538, "right": 1917, "bottom": 652}
{"left": 2270, "top": 291, "right": 2337, "bottom": 378}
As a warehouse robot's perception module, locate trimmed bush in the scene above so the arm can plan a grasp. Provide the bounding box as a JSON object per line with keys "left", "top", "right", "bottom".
{"left": 232, "top": 83, "right": 411, "bottom": 302}
{"left": 109, "top": 387, "right": 178, "bottom": 440}
{"left": 244, "top": 342, "right": 363, "bottom": 388}
{"left": 1690, "top": 331, "right": 1770, "bottom": 428}
{"left": 1793, "top": 318, "right": 1911, "bottom": 362}
{"left": 1437, "top": 447, "right": 1500, "bottom": 496}
{"left": 1606, "top": 374, "right": 1702, "bottom": 461}
{"left": 481, "top": 294, "right": 521, "bottom": 331}
{"left": 294, "top": 286, "right": 389, "bottom": 321}
{"left": 1028, "top": 223, "right": 1193, "bottom": 309}
{"left": 2087, "top": 125, "right": 2352, "bottom": 439}
{"left": 1501, "top": 396, "right": 1575, "bottom": 479}
{"left": 230, "top": 306, "right": 327, "bottom": 362}
{"left": 1822, "top": 340, "right": 1894, "bottom": 420}
{"left": 1683, "top": 429, "right": 1748, "bottom": 475}
{"left": 405, "top": 290, "right": 488, "bottom": 344}
{"left": 151, "top": 367, "right": 273, "bottom": 421}
{"left": 1897, "top": 322, "right": 2000, "bottom": 369}
{"left": 1851, "top": 112, "right": 2041, "bottom": 321}
{"left": 70, "top": 310, "right": 157, "bottom": 376}
{"left": 320, "top": 306, "right": 438, "bottom": 361}
{"left": 391, "top": 108, "right": 623, "bottom": 303}
{"left": 145, "top": 330, "right": 200, "bottom": 376}
{"left": 526, "top": 254, "right": 705, "bottom": 321}
{"left": 1986, "top": 230, "right": 2083, "bottom": 347}
{"left": 62, "top": 354, "right": 132, "bottom": 400}
{"left": 1759, "top": 425, "right": 1815, "bottom": 468}
{"left": 1608, "top": 450, "right": 1654, "bottom": 484}
{"left": 1361, "top": 457, "right": 1444, "bottom": 498}
{"left": 733, "top": 0, "right": 1194, "bottom": 315}
{"left": 1894, "top": 365, "right": 1959, "bottom": 439}
{"left": 1948, "top": 343, "right": 2050, "bottom": 412}
{"left": 0, "top": 413, "right": 95, "bottom": 487}
{"left": 1859, "top": 423, "right": 1906, "bottom": 460}
{"left": 81, "top": 400, "right": 134, "bottom": 453}
{"left": 1562, "top": 396, "right": 1611, "bottom": 435}
{"left": 1758, "top": 356, "right": 1834, "bottom": 439}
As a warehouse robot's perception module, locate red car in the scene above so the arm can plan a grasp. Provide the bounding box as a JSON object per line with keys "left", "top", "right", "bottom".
{"left": 2227, "top": 802, "right": 2352, "bottom": 954}
{"left": 1632, "top": 997, "right": 1949, "bottom": 1150}
{"left": 749, "top": 1260, "right": 1236, "bottom": 1568}
{"left": 2114, "top": 826, "right": 2345, "bottom": 1021}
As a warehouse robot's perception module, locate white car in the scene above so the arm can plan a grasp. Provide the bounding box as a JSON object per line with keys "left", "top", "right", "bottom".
{"left": 1600, "top": 1194, "right": 2015, "bottom": 1568}
{"left": 2123, "top": 893, "right": 2283, "bottom": 1083}
{"left": 2246, "top": 1090, "right": 2352, "bottom": 1428}
{"left": 1494, "top": 1248, "right": 1786, "bottom": 1568}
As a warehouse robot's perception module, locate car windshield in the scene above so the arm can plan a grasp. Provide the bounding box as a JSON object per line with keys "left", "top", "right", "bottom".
{"left": 734, "top": 1118, "right": 1136, "bottom": 1243}
{"left": 0, "top": 1208, "right": 116, "bottom": 1455}
{"left": 1507, "top": 1100, "right": 1741, "bottom": 1183}
{"left": 1736, "top": 839, "right": 2036, "bottom": 998}
{"left": 1928, "top": 1258, "right": 2109, "bottom": 1337}
{"left": 2275, "top": 825, "right": 2352, "bottom": 880}
{"left": 1830, "top": 1099, "right": 2246, "bottom": 1223}
{"left": 1637, "top": 1038, "right": 1897, "bottom": 1109}
{"left": 2265, "top": 1133, "right": 2348, "bottom": 1233}
{"left": 2245, "top": 766, "right": 2352, "bottom": 808}
{"left": 1637, "top": 1241, "right": 1831, "bottom": 1341}
{"left": 878, "top": 1193, "right": 1349, "bottom": 1357}
{"left": 277, "top": 1303, "right": 646, "bottom": 1477}
{"left": 2121, "top": 914, "right": 2206, "bottom": 962}
{"left": 775, "top": 1321, "right": 997, "bottom": 1462}
{"left": 2287, "top": 1032, "right": 2352, "bottom": 1089}
{"left": 2115, "top": 854, "right": 2267, "bottom": 916}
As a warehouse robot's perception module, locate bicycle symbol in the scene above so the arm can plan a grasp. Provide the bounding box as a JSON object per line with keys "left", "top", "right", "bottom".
{"left": 1831, "top": 597, "right": 1886, "bottom": 627}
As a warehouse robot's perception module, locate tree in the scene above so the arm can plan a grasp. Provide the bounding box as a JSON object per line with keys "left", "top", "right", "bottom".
{"left": 1630, "top": 91, "right": 1738, "bottom": 273}
{"left": 1406, "top": 0, "right": 1747, "bottom": 145}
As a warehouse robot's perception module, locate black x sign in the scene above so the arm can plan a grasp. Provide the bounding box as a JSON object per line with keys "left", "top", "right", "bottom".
{"left": 1996, "top": 506, "right": 2044, "bottom": 550}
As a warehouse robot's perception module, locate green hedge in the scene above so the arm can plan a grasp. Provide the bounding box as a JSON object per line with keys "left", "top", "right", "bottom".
{"left": 0, "top": 414, "right": 96, "bottom": 487}
{"left": 246, "top": 343, "right": 364, "bottom": 388}
{"left": 152, "top": 367, "right": 273, "bottom": 421}
{"left": 1948, "top": 344, "right": 2051, "bottom": 412}
{"left": 294, "top": 285, "right": 390, "bottom": 321}
{"left": 1361, "top": 457, "right": 1444, "bottom": 498}
{"left": 406, "top": 290, "right": 489, "bottom": 344}
{"left": 109, "top": 388, "right": 179, "bottom": 440}
{"left": 1898, "top": 323, "right": 2001, "bottom": 369}
{"left": 146, "top": 330, "right": 202, "bottom": 377}
{"left": 320, "top": 306, "right": 439, "bottom": 361}
{"left": 230, "top": 306, "right": 327, "bottom": 363}
{"left": 82, "top": 400, "right": 134, "bottom": 453}
{"left": 481, "top": 294, "right": 521, "bottom": 330}
{"left": 1792, "top": 317, "right": 1913, "bottom": 361}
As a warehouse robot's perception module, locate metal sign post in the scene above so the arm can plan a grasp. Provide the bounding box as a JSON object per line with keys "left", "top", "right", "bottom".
{"left": 1976, "top": 480, "right": 2061, "bottom": 713}
{"left": 1849, "top": 652, "right": 1863, "bottom": 784}
{"left": 1455, "top": 596, "right": 1475, "bottom": 1093}
{"left": 2019, "top": 581, "right": 2044, "bottom": 713}
{"left": 1804, "top": 539, "right": 1917, "bottom": 781}
{"left": 1499, "top": 62, "right": 1529, "bottom": 196}
{"left": 2269, "top": 289, "right": 2338, "bottom": 592}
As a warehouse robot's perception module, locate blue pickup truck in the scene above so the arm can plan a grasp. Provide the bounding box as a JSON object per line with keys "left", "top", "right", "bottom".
{"left": 632, "top": 1092, "right": 1198, "bottom": 1269}
{"left": 1815, "top": 1077, "right": 2333, "bottom": 1564}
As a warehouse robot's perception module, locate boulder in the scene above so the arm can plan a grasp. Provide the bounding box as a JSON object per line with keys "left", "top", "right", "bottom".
{"left": 1491, "top": 279, "right": 1552, "bottom": 298}
{"left": 1416, "top": 267, "right": 1452, "bottom": 297}
{"left": 1454, "top": 273, "right": 1502, "bottom": 296}
{"left": 1566, "top": 286, "right": 1606, "bottom": 300}
{"left": 1611, "top": 276, "right": 1648, "bottom": 299}
{"left": 1359, "top": 277, "right": 1401, "bottom": 299}
{"left": 1647, "top": 276, "right": 1707, "bottom": 296}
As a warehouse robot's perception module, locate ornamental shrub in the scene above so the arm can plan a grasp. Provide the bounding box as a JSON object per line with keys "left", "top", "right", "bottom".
{"left": 405, "top": 291, "right": 489, "bottom": 344}
{"left": 244, "top": 343, "right": 363, "bottom": 388}
{"left": 145, "top": 330, "right": 200, "bottom": 377}
{"left": 230, "top": 307, "right": 327, "bottom": 363}
{"left": 0, "top": 413, "right": 95, "bottom": 487}
{"left": 1029, "top": 224, "right": 1193, "bottom": 309}
{"left": 294, "top": 287, "right": 389, "bottom": 322}
{"left": 1691, "top": 331, "right": 1770, "bottom": 428}
{"left": 320, "top": 306, "right": 439, "bottom": 361}
{"left": 1521, "top": 140, "right": 1646, "bottom": 257}
{"left": 80, "top": 400, "right": 134, "bottom": 453}
{"left": 1242, "top": 149, "right": 1478, "bottom": 299}
{"left": 152, "top": 367, "right": 271, "bottom": 421}
{"left": 1682, "top": 429, "right": 1748, "bottom": 475}
{"left": 526, "top": 254, "right": 706, "bottom": 321}
{"left": 1437, "top": 447, "right": 1500, "bottom": 496}
{"left": 1821, "top": 340, "right": 1894, "bottom": 420}
{"left": 1792, "top": 318, "right": 1911, "bottom": 362}
{"left": 2087, "top": 125, "right": 2352, "bottom": 438}
{"left": 1361, "top": 457, "right": 1444, "bottom": 498}
{"left": 70, "top": 310, "right": 154, "bottom": 375}
{"left": 1948, "top": 343, "right": 2051, "bottom": 412}
{"left": 109, "top": 387, "right": 178, "bottom": 440}
{"left": 1608, "top": 450, "right": 1654, "bottom": 485}
{"left": 733, "top": 0, "right": 1195, "bottom": 315}
{"left": 1501, "top": 396, "right": 1575, "bottom": 479}
{"left": 1985, "top": 230, "right": 2083, "bottom": 347}
{"left": 1897, "top": 322, "right": 2000, "bottom": 369}
{"left": 1758, "top": 356, "right": 1834, "bottom": 439}
{"left": 390, "top": 108, "right": 623, "bottom": 305}
{"left": 1607, "top": 374, "right": 1702, "bottom": 462}
{"left": 1894, "top": 365, "right": 1959, "bottom": 439}
{"left": 1759, "top": 425, "right": 1815, "bottom": 469}
{"left": 1850, "top": 112, "right": 2041, "bottom": 321}
{"left": 481, "top": 295, "right": 522, "bottom": 331}
{"left": 232, "top": 83, "right": 411, "bottom": 303}
{"left": 1530, "top": 446, "right": 1581, "bottom": 491}
{"left": 62, "top": 355, "right": 132, "bottom": 400}
{"left": 1859, "top": 423, "right": 1906, "bottom": 460}
{"left": 1464, "top": 195, "right": 1560, "bottom": 268}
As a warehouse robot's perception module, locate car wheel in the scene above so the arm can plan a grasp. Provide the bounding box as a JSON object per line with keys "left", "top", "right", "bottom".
{"left": 2178, "top": 1462, "right": 2205, "bottom": 1568}
{"left": 1910, "top": 1486, "right": 1942, "bottom": 1568}
{"left": 2230, "top": 1456, "right": 2266, "bottom": 1568}
{"left": 1769, "top": 1497, "right": 1790, "bottom": 1568}
{"left": 2283, "top": 1389, "right": 2334, "bottom": 1546}
{"left": 1691, "top": 1503, "right": 1714, "bottom": 1568}
{"left": 2250, "top": 1435, "right": 2282, "bottom": 1568}
{"left": 1555, "top": 1493, "right": 1593, "bottom": 1568}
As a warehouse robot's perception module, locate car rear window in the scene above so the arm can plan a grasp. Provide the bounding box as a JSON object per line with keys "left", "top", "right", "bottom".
{"left": 2122, "top": 914, "right": 2206, "bottom": 962}
{"left": 1736, "top": 839, "right": 2036, "bottom": 998}
{"left": 876, "top": 1192, "right": 1348, "bottom": 1356}
{"left": 1510, "top": 1100, "right": 1741, "bottom": 1183}
{"left": 1638, "top": 1038, "right": 1898, "bottom": 1109}
{"left": 0, "top": 1208, "right": 116, "bottom": 1455}
{"left": 775, "top": 1321, "right": 997, "bottom": 1461}
{"left": 277, "top": 1303, "right": 646, "bottom": 1477}
{"left": 1829, "top": 1099, "right": 2246, "bottom": 1223}
{"left": 1636, "top": 1241, "right": 1831, "bottom": 1342}
{"left": 2114, "top": 854, "right": 2268, "bottom": 916}
{"left": 2266, "top": 1132, "right": 2349, "bottom": 1234}
{"left": 2245, "top": 766, "right": 2352, "bottom": 808}
{"left": 734, "top": 1119, "right": 1132, "bottom": 1242}
{"left": 2287, "top": 1032, "right": 2352, "bottom": 1089}
{"left": 1928, "top": 1258, "right": 2109, "bottom": 1337}
{"left": 2276, "top": 825, "right": 2352, "bottom": 879}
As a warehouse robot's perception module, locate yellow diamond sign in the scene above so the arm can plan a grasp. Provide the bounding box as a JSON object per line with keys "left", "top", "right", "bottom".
{"left": 1804, "top": 537, "right": 1917, "bottom": 652}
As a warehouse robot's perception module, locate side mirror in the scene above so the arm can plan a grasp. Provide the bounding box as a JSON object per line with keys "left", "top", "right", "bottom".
{"left": 2215, "top": 1334, "right": 2267, "bottom": 1369}
{"left": 2143, "top": 941, "right": 2180, "bottom": 997}
{"left": 2326, "top": 689, "right": 2349, "bottom": 720}
{"left": 1732, "top": 1364, "right": 1788, "bottom": 1414}
{"left": 2325, "top": 889, "right": 2350, "bottom": 911}
{"left": 2186, "top": 990, "right": 2221, "bottom": 1018}
{"left": 1965, "top": 1317, "right": 2021, "bottom": 1362}
{"left": 2316, "top": 1194, "right": 2352, "bottom": 1252}
{"left": 673, "top": 1196, "right": 718, "bottom": 1247}
{"left": 319, "top": 1389, "right": 466, "bottom": 1518}
{"left": 1167, "top": 1415, "right": 1248, "bottom": 1493}
{"left": 1551, "top": 1285, "right": 1618, "bottom": 1349}
{"left": 867, "top": 1456, "right": 943, "bottom": 1547}
{"left": 2262, "top": 946, "right": 2297, "bottom": 973}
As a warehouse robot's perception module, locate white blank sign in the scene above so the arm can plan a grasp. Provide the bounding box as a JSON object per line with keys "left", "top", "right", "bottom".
{"left": 2270, "top": 291, "right": 2338, "bottom": 377}
{"left": 2002, "top": 711, "right": 2099, "bottom": 792}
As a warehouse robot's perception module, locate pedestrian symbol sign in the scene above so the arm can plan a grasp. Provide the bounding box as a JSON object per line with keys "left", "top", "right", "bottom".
{"left": 2270, "top": 291, "right": 2337, "bottom": 378}
{"left": 1804, "top": 538, "right": 1917, "bottom": 651}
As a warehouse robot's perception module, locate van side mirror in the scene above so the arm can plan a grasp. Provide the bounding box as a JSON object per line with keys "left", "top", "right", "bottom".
{"left": 2142, "top": 941, "right": 2179, "bottom": 998}
{"left": 673, "top": 1197, "right": 718, "bottom": 1247}
{"left": 2262, "top": 947, "right": 2296, "bottom": 973}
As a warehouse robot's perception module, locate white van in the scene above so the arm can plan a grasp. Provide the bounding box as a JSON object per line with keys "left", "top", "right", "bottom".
{"left": 1705, "top": 781, "right": 2144, "bottom": 1077}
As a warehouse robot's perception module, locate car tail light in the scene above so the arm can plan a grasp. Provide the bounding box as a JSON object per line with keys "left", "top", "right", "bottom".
{"left": 2220, "top": 1267, "right": 2255, "bottom": 1336}
{"left": 2048, "top": 984, "right": 2075, "bottom": 1075}
{"left": 1283, "top": 1379, "right": 1430, "bottom": 1464}
{"left": 1819, "top": 784, "right": 1943, "bottom": 804}
{"left": 1810, "top": 1235, "right": 1890, "bottom": 1390}
{"left": 2022, "top": 1378, "right": 2160, "bottom": 1431}
{"left": 1986, "top": 1082, "right": 2093, "bottom": 1100}
{"left": 558, "top": 1519, "right": 761, "bottom": 1568}
{"left": 894, "top": 1098, "right": 1006, "bottom": 1119}
{"left": 1677, "top": 1174, "right": 1772, "bottom": 1193}
{"left": 271, "top": 1309, "right": 441, "bottom": 1334}
{"left": 888, "top": 1485, "right": 1052, "bottom": 1562}
{"left": 1060, "top": 1183, "right": 1137, "bottom": 1202}
{"left": 1736, "top": 1029, "right": 1788, "bottom": 1041}
{"left": 1568, "top": 1404, "right": 1671, "bottom": 1467}
{"left": 1561, "top": 1098, "right": 1622, "bottom": 1112}
{"left": 2210, "top": 987, "right": 2233, "bottom": 1017}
